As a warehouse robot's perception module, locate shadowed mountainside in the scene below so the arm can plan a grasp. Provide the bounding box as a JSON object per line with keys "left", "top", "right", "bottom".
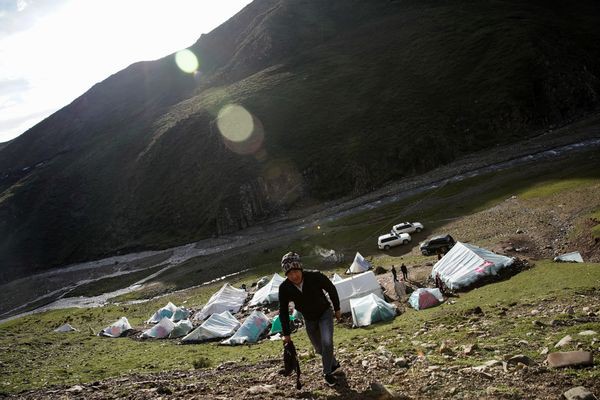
{"left": 1, "top": 0, "right": 600, "bottom": 281}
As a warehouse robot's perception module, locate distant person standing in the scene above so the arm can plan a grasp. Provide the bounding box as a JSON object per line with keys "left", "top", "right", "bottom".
{"left": 391, "top": 265, "right": 398, "bottom": 282}
{"left": 278, "top": 252, "right": 342, "bottom": 386}
{"left": 400, "top": 263, "right": 408, "bottom": 280}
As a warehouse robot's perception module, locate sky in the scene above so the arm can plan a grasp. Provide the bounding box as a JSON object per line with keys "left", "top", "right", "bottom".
{"left": 0, "top": 0, "right": 252, "bottom": 143}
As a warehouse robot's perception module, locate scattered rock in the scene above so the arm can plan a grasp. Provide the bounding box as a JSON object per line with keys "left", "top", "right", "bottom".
{"left": 579, "top": 330, "right": 597, "bottom": 336}
{"left": 517, "top": 340, "right": 529, "bottom": 346}
{"left": 462, "top": 343, "right": 477, "bottom": 355}
{"left": 563, "top": 306, "right": 575, "bottom": 315}
{"left": 393, "top": 357, "right": 408, "bottom": 368}
{"left": 516, "top": 229, "right": 524, "bottom": 234}
{"left": 532, "top": 320, "right": 546, "bottom": 327}
{"left": 546, "top": 351, "right": 593, "bottom": 368}
{"left": 563, "top": 386, "right": 597, "bottom": 400}
{"left": 506, "top": 354, "right": 535, "bottom": 366}
{"left": 369, "top": 381, "right": 407, "bottom": 399}
{"left": 66, "top": 385, "right": 84, "bottom": 393}
{"left": 156, "top": 385, "right": 172, "bottom": 395}
{"left": 247, "top": 384, "right": 276, "bottom": 394}
{"left": 530, "top": 309, "right": 540, "bottom": 316}
{"left": 540, "top": 347, "right": 549, "bottom": 355}
{"left": 555, "top": 335, "right": 573, "bottom": 348}
{"left": 439, "top": 341, "right": 455, "bottom": 355}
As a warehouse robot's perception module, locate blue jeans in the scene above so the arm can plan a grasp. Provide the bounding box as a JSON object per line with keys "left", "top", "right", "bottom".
{"left": 305, "top": 308, "right": 337, "bottom": 375}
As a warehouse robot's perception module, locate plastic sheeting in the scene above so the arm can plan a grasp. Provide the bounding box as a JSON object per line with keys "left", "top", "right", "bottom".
{"left": 554, "top": 251, "right": 584, "bottom": 263}
{"left": 408, "top": 288, "right": 444, "bottom": 310}
{"left": 331, "top": 273, "right": 344, "bottom": 282}
{"left": 221, "top": 310, "right": 270, "bottom": 345}
{"left": 334, "top": 271, "right": 383, "bottom": 313}
{"left": 141, "top": 317, "right": 176, "bottom": 338}
{"left": 431, "top": 242, "right": 514, "bottom": 290}
{"left": 193, "top": 283, "right": 247, "bottom": 322}
{"left": 54, "top": 323, "right": 77, "bottom": 333}
{"left": 100, "top": 317, "right": 132, "bottom": 338}
{"left": 147, "top": 302, "right": 176, "bottom": 323}
{"left": 182, "top": 311, "right": 240, "bottom": 342}
{"left": 350, "top": 293, "right": 396, "bottom": 327}
{"left": 169, "top": 320, "right": 194, "bottom": 338}
{"left": 249, "top": 273, "right": 285, "bottom": 306}
{"left": 269, "top": 314, "right": 296, "bottom": 335}
{"left": 346, "top": 252, "right": 372, "bottom": 274}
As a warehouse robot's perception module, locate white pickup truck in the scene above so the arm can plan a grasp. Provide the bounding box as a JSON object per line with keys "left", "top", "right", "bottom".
{"left": 392, "top": 222, "right": 424, "bottom": 235}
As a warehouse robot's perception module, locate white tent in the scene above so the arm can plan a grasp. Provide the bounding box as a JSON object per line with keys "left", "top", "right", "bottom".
{"left": 54, "top": 323, "right": 78, "bottom": 333}
{"left": 431, "top": 242, "right": 514, "bottom": 290}
{"left": 193, "top": 283, "right": 247, "bottom": 322}
{"left": 221, "top": 310, "right": 270, "bottom": 345}
{"left": 409, "top": 288, "right": 444, "bottom": 310}
{"left": 141, "top": 317, "right": 175, "bottom": 339}
{"left": 169, "top": 320, "right": 194, "bottom": 338}
{"left": 350, "top": 293, "right": 396, "bottom": 327}
{"left": 182, "top": 311, "right": 240, "bottom": 342}
{"left": 554, "top": 251, "right": 584, "bottom": 263}
{"left": 100, "top": 317, "right": 132, "bottom": 338}
{"left": 333, "top": 271, "right": 383, "bottom": 313}
{"left": 249, "top": 273, "right": 285, "bottom": 306}
{"left": 331, "top": 273, "right": 344, "bottom": 282}
{"left": 346, "top": 252, "right": 372, "bottom": 274}
{"left": 146, "top": 302, "right": 177, "bottom": 323}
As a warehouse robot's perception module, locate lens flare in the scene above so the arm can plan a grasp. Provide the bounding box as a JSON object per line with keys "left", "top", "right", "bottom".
{"left": 175, "top": 49, "right": 199, "bottom": 73}
{"left": 217, "top": 104, "right": 254, "bottom": 142}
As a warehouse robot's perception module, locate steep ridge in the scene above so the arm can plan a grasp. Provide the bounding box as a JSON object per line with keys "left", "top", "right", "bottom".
{"left": 1, "top": 0, "right": 599, "bottom": 281}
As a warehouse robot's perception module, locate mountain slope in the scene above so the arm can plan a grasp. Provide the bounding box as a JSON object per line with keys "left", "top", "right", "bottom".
{"left": 1, "top": 0, "right": 600, "bottom": 281}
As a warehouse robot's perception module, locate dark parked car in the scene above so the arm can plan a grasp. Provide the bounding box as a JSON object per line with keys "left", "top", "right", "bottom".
{"left": 419, "top": 234, "right": 455, "bottom": 256}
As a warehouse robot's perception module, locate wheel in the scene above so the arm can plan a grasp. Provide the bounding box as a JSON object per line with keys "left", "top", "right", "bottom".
{"left": 415, "top": 228, "right": 422, "bottom": 233}
{"left": 402, "top": 240, "right": 409, "bottom": 245}
{"left": 384, "top": 245, "right": 390, "bottom": 250}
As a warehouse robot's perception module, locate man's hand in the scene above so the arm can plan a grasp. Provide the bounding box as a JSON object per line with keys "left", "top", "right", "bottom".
{"left": 283, "top": 335, "right": 291, "bottom": 344}
{"left": 335, "top": 310, "right": 341, "bottom": 322}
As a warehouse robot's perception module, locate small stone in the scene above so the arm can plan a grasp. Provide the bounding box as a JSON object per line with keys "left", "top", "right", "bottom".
{"left": 369, "top": 381, "right": 405, "bottom": 399}
{"left": 533, "top": 320, "right": 546, "bottom": 327}
{"left": 563, "top": 306, "right": 575, "bottom": 315}
{"left": 507, "top": 354, "right": 535, "bottom": 366}
{"left": 582, "top": 307, "right": 590, "bottom": 312}
{"left": 530, "top": 309, "right": 540, "bottom": 316}
{"left": 517, "top": 340, "right": 529, "bottom": 346}
{"left": 462, "top": 343, "right": 477, "bottom": 355}
{"left": 546, "top": 351, "right": 593, "bottom": 368}
{"left": 555, "top": 335, "right": 573, "bottom": 348}
{"left": 516, "top": 229, "right": 524, "bottom": 234}
{"left": 579, "top": 330, "right": 597, "bottom": 336}
{"left": 563, "top": 386, "right": 597, "bottom": 400}
{"left": 247, "top": 384, "right": 276, "bottom": 394}
{"left": 394, "top": 357, "right": 408, "bottom": 368}
{"left": 66, "top": 385, "right": 84, "bottom": 393}
{"left": 540, "top": 347, "right": 549, "bottom": 355}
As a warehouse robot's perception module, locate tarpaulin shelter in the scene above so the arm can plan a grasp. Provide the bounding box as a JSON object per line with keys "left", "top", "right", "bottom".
{"left": 331, "top": 273, "right": 344, "bottom": 282}
{"left": 554, "top": 251, "right": 584, "bottom": 263}
{"left": 169, "top": 320, "right": 194, "bottom": 338}
{"left": 141, "top": 317, "right": 175, "bottom": 338}
{"left": 193, "top": 283, "right": 247, "bottom": 322}
{"left": 346, "top": 252, "right": 372, "bottom": 274}
{"left": 100, "top": 317, "right": 132, "bottom": 338}
{"left": 269, "top": 314, "right": 296, "bottom": 335}
{"left": 333, "top": 271, "right": 383, "bottom": 313}
{"left": 146, "top": 302, "right": 190, "bottom": 323}
{"left": 221, "top": 310, "right": 270, "bottom": 345}
{"left": 431, "top": 242, "right": 514, "bottom": 290}
{"left": 408, "top": 288, "right": 444, "bottom": 310}
{"left": 249, "top": 273, "right": 285, "bottom": 306}
{"left": 182, "top": 311, "right": 240, "bottom": 342}
{"left": 350, "top": 293, "right": 396, "bottom": 327}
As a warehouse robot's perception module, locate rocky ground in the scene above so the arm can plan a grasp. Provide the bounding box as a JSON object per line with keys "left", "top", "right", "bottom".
{"left": 11, "top": 289, "right": 599, "bottom": 399}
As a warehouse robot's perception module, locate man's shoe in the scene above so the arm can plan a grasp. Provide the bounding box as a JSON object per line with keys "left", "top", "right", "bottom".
{"left": 324, "top": 373, "right": 337, "bottom": 387}
{"left": 331, "top": 361, "right": 341, "bottom": 374}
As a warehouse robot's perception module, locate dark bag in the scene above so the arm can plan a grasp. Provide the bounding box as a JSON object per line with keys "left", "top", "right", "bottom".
{"left": 279, "top": 341, "right": 302, "bottom": 389}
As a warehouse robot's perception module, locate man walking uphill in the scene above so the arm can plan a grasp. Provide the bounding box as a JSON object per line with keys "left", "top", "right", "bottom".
{"left": 278, "top": 252, "right": 342, "bottom": 386}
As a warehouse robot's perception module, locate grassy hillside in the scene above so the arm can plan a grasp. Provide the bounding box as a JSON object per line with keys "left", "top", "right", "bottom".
{"left": 1, "top": 143, "right": 599, "bottom": 397}
{"left": 1, "top": 0, "right": 600, "bottom": 281}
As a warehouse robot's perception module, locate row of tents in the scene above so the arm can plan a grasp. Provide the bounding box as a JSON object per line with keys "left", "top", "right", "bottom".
{"left": 92, "top": 267, "right": 398, "bottom": 344}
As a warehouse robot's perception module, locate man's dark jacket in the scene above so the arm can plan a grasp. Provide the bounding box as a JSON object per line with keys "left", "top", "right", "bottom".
{"left": 278, "top": 270, "right": 340, "bottom": 336}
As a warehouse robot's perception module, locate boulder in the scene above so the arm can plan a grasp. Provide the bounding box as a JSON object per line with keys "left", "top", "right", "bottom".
{"left": 546, "top": 351, "right": 593, "bottom": 368}
{"left": 563, "top": 386, "right": 597, "bottom": 400}
{"left": 555, "top": 335, "right": 573, "bottom": 348}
